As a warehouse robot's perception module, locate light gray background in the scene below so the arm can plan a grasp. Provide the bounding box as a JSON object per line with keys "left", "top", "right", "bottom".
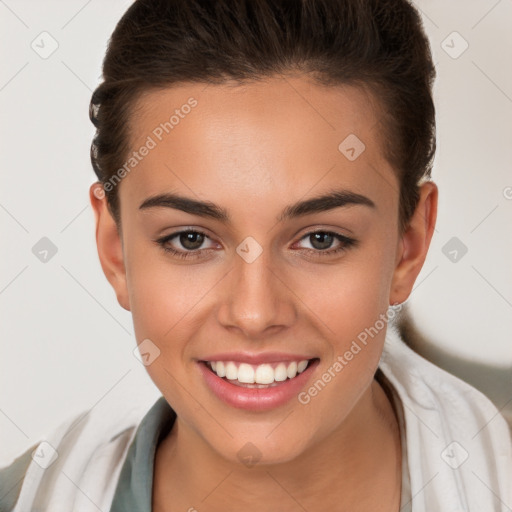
{"left": 1, "top": 0, "right": 511, "bottom": 465}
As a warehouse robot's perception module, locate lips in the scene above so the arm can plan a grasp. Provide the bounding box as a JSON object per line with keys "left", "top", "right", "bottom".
{"left": 196, "top": 357, "right": 321, "bottom": 411}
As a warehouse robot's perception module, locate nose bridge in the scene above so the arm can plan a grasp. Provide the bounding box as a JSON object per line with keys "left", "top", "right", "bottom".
{"left": 218, "top": 239, "right": 294, "bottom": 336}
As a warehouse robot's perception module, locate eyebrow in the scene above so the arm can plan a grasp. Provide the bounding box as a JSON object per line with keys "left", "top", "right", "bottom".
{"left": 139, "top": 189, "right": 376, "bottom": 223}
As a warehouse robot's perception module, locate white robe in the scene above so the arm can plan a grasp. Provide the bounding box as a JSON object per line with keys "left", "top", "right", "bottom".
{"left": 4, "top": 327, "right": 512, "bottom": 511}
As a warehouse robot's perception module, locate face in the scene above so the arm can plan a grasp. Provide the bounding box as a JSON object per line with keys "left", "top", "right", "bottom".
{"left": 91, "top": 75, "right": 436, "bottom": 466}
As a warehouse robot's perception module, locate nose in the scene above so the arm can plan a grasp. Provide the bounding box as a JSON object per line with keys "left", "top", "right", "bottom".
{"left": 217, "top": 245, "right": 296, "bottom": 339}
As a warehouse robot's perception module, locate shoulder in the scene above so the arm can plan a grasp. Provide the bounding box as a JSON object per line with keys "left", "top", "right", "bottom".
{"left": 0, "top": 396, "right": 157, "bottom": 512}
{"left": 379, "top": 327, "right": 512, "bottom": 509}
{"left": 380, "top": 326, "right": 511, "bottom": 433}
{"left": 0, "top": 443, "right": 39, "bottom": 512}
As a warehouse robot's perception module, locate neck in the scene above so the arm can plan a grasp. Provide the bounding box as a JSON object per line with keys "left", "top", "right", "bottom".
{"left": 153, "top": 378, "right": 402, "bottom": 512}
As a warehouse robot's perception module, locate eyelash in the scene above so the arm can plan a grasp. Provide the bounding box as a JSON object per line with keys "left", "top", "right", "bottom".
{"left": 154, "top": 229, "right": 357, "bottom": 260}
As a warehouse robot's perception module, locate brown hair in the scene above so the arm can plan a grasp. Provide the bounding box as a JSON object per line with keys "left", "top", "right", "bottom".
{"left": 89, "top": 0, "right": 436, "bottom": 232}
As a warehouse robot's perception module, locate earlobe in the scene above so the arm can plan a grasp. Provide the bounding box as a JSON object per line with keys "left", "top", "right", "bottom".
{"left": 89, "top": 183, "right": 131, "bottom": 311}
{"left": 389, "top": 181, "right": 438, "bottom": 305}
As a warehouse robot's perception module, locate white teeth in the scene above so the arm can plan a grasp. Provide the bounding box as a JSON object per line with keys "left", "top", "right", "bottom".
{"left": 215, "top": 361, "right": 225, "bottom": 378}
{"left": 297, "top": 360, "right": 308, "bottom": 373}
{"left": 274, "top": 363, "right": 288, "bottom": 382}
{"left": 238, "top": 363, "right": 255, "bottom": 383}
{"left": 286, "top": 361, "right": 298, "bottom": 379}
{"left": 254, "top": 364, "right": 274, "bottom": 384}
{"left": 206, "top": 359, "right": 312, "bottom": 384}
{"left": 225, "top": 362, "right": 238, "bottom": 380}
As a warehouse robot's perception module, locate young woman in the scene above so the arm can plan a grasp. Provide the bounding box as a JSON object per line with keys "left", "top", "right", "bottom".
{"left": 1, "top": 0, "right": 511, "bottom": 511}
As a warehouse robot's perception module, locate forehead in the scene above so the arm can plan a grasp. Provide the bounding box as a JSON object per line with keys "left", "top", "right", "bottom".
{"left": 121, "top": 75, "right": 397, "bottom": 219}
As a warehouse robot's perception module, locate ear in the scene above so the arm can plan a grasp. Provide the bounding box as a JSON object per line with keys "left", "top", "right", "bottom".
{"left": 89, "top": 182, "right": 131, "bottom": 311}
{"left": 389, "top": 181, "right": 438, "bottom": 305}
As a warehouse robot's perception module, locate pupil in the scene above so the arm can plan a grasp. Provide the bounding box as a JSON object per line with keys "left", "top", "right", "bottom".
{"left": 181, "top": 232, "right": 204, "bottom": 250}
{"left": 311, "top": 232, "right": 333, "bottom": 250}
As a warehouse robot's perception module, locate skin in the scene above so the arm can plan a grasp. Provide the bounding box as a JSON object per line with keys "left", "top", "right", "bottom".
{"left": 89, "top": 74, "right": 437, "bottom": 511}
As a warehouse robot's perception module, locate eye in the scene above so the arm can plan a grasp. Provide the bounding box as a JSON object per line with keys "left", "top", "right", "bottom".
{"left": 155, "top": 228, "right": 357, "bottom": 261}
{"left": 155, "top": 229, "right": 216, "bottom": 260}
{"left": 295, "top": 230, "right": 357, "bottom": 256}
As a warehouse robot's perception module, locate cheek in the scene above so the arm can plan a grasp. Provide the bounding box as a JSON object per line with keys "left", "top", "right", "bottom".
{"left": 299, "top": 243, "right": 395, "bottom": 336}
{"left": 125, "top": 254, "right": 208, "bottom": 397}
{"left": 294, "top": 248, "right": 395, "bottom": 425}
{"left": 127, "top": 258, "right": 210, "bottom": 341}
{"left": 123, "top": 235, "right": 186, "bottom": 338}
